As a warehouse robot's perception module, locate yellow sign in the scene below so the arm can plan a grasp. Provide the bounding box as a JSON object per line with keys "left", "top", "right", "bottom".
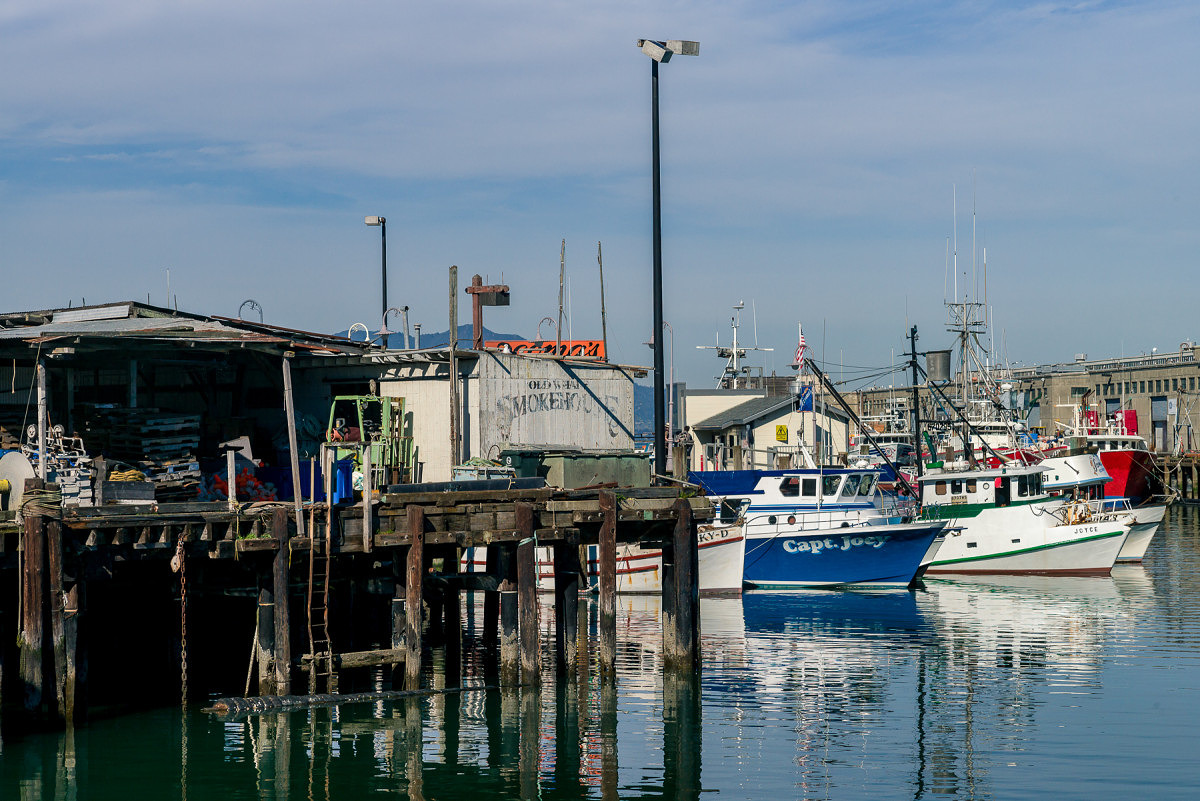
{"left": 775, "top": 425, "right": 788, "bottom": 443}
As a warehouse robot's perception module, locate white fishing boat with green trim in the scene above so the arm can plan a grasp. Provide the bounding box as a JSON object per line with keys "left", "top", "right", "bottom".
{"left": 919, "top": 462, "right": 1132, "bottom": 576}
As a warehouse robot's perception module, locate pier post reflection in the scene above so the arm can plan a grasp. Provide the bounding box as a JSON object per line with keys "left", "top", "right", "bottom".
{"left": 519, "top": 688, "right": 541, "bottom": 799}
{"left": 600, "top": 673, "right": 619, "bottom": 801}
{"left": 662, "top": 670, "right": 702, "bottom": 801}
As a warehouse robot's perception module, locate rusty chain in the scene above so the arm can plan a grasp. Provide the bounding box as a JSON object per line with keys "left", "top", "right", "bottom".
{"left": 172, "top": 533, "right": 188, "bottom": 706}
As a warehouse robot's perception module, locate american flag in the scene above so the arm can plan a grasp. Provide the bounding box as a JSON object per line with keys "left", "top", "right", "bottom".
{"left": 792, "top": 327, "right": 807, "bottom": 370}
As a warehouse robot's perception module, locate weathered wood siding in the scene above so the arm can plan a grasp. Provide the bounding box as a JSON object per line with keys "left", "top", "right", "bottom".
{"left": 476, "top": 353, "right": 635, "bottom": 456}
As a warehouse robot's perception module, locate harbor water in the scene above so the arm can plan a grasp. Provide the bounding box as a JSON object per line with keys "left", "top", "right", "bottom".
{"left": 6, "top": 507, "right": 1200, "bottom": 799}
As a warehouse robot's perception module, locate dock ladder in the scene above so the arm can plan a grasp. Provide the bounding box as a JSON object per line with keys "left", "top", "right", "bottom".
{"left": 306, "top": 448, "right": 337, "bottom": 693}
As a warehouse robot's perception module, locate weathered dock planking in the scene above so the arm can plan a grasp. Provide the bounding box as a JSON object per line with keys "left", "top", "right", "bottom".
{"left": 0, "top": 479, "right": 711, "bottom": 729}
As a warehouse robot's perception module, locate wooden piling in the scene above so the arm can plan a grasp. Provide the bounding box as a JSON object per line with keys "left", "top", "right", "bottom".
{"left": 499, "top": 543, "right": 520, "bottom": 686}
{"left": 47, "top": 515, "right": 69, "bottom": 723}
{"left": 483, "top": 546, "right": 499, "bottom": 649}
{"left": 670, "top": 497, "right": 700, "bottom": 670}
{"left": 256, "top": 581, "right": 276, "bottom": 696}
{"left": 63, "top": 583, "right": 83, "bottom": 724}
{"left": 554, "top": 541, "right": 580, "bottom": 677}
{"left": 598, "top": 490, "right": 617, "bottom": 677}
{"left": 405, "top": 506, "right": 425, "bottom": 690}
{"left": 660, "top": 537, "right": 678, "bottom": 663}
{"left": 271, "top": 508, "right": 291, "bottom": 696}
{"left": 443, "top": 545, "right": 462, "bottom": 688}
{"left": 20, "top": 477, "right": 46, "bottom": 715}
{"left": 516, "top": 503, "right": 540, "bottom": 686}
{"left": 391, "top": 551, "right": 407, "bottom": 688}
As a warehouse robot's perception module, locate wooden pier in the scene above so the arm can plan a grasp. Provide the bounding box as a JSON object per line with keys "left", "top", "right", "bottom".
{"left": 1160, "top": 454, "right": 1200, "bottom": 504}
{"left": 0, "top": 481, "right": 710, "bottom": 729}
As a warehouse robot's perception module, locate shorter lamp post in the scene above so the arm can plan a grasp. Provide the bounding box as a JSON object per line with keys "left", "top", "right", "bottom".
{"left": 365, "top": 215, "right": 387, "bottom": 324}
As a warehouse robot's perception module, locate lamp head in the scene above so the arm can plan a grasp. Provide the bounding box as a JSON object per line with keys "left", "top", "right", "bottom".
{"left": 365, "top": 215, "right": 385, "bottom": 226}
{"left": 636, "top": 39, "right": 700, "bottom": 62}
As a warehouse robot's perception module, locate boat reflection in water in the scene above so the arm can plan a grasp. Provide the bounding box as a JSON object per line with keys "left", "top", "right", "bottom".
{"left": 6, "top": 561, "right": 1183, "bottom": 800}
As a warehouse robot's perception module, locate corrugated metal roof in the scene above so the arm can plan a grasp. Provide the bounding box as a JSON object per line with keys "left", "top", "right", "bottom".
{"left": 0, "top": 317, "right": 231, "bottom": 339}
{"left": 692, "top": 396, "right": 798, "bottom": 431}
{"left": 692, "top": 394, "right": 850, "bottom": 431}
{"left": 0, "top": 300, "right": 373, "bottom": 355}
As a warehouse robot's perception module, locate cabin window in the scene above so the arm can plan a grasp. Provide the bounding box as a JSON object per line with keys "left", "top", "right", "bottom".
{"left": 995, "top": 476, "right": 1010, "bottom": 507}
{"left": 768, "top": 516, "right": 777, "bottom": 525}
{"left": 842, "top": 474, "right": 862, "bottom": 497}
{"left": 719, "top": 499, "right": 744, "bottom": 523}
{"left": 966, "top": 479, "right": 977, "bottom": 493}
{"left": 935, "top": 481, "right": 948, "bottom": 496}
{"left": 858, "top": 476, "right": 876, "bottom": 496}
{"left": 951, "top": 479, "right": 963, "bottom": 494}
{"left": 1018, "top": 475, "right": 1029, "bottom": 497}
{"left": 802, "top": 478, "right": 817, "bottom": 496}
{"left": 823, "top": 476, "right": 842, "bottom": 496}
{"left": 779, "top": 478, "right": 800, "bottom": 497}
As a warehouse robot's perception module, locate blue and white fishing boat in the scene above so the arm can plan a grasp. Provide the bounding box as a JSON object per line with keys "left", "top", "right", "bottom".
{"left": 690, "top": 468, "right": 947, "bottom": 588}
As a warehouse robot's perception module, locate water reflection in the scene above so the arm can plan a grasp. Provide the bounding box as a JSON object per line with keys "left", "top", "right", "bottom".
{"left": 9, "top": 512, "right": 1200, "bottom": 799}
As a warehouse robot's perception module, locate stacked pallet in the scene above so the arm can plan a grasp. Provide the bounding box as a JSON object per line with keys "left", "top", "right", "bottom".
{"left": 81, "top": 407, "right": 203, "bottom": 492}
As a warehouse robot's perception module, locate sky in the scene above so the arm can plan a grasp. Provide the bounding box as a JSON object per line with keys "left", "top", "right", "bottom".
{"left": 2, "top": 1, "right": 1198, "bottom": 392}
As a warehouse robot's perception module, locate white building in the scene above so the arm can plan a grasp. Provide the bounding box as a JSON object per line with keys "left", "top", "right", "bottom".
{"left": 683, "top": 386, "right": 851, "bottom": 472}
{"left": 297, "top": 349, "right": 640, "bottom": 483}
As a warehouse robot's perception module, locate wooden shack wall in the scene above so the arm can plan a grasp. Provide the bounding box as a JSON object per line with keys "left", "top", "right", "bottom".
{"left": 476, "top": 353, "right": 635, "bottom": 456}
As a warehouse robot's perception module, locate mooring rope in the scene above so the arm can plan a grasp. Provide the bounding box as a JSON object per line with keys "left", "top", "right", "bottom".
{"left": 18, "top": 486, "right": 63, "bottom": 519}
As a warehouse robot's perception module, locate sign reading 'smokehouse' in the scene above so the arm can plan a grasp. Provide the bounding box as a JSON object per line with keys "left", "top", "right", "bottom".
{"left": 486, "top": 340, "right": 606, "bottom": 358}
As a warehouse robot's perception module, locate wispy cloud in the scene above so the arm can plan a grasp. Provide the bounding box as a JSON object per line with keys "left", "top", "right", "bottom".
{"left": 1, "top": 1, "right": 1197, "bottom": 379}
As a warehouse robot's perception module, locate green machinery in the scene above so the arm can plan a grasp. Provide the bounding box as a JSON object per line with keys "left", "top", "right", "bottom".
{"left": 325, "top": 395, "right": 413, "bottom": 486}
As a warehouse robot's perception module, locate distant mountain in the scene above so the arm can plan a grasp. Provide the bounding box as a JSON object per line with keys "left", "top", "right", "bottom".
{"left": 335, "top": 324, "right": 524, "bottom": 349}
{"left": 408, "top": 324, "right": 523, "bottom": 349}
{"left": 635, "top": 382, "right": 654, "bottom": 437}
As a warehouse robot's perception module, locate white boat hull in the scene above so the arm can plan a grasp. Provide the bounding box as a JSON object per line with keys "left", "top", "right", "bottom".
{"left": 1115, "top": 503, "right": 1167, "bottom": 562}
{"left": 926, "top": 501, "right": 1130, "bottom": 576}
{"left": 460, "top": 527, "right": 746, "bottom": 594}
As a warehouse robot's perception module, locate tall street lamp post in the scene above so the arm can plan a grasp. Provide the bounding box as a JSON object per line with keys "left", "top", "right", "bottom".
{"left": 646, "top": 320, "right": 676, "bottom": 445}
{"left": 365, "top": 215, "right": 387, "bottom": 327}
{"left": 636, "top": 38, "right": 698, "bottom": 478}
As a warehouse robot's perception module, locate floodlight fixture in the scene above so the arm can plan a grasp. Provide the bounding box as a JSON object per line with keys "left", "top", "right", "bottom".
{"left": 365, "top": 215, "right": 387, "bottom": 323}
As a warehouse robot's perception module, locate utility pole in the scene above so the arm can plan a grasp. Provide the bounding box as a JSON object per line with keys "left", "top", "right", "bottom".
{"left": 909, "top": 325, "right": 924, "bottom": 479}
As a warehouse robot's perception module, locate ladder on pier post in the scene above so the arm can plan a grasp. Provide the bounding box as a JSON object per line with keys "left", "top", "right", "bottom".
{"left": 307, "top": 447, "right": 338, "bottom": 693}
